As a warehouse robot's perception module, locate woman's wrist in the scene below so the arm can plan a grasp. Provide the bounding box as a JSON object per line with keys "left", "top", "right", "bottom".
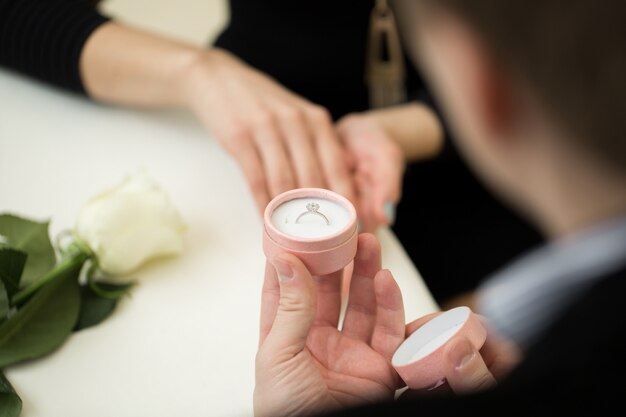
{"left": 80, "top": 21, "right": 208, "bottom": 108}
{"left": 176, "top": 48, "right": 212, "bottom": 109}
{"left": 338, "top": 113, "right": 406, "bottom": 166}
{"left": 177, "top": 48, "right": 241, "bottom": 113}
{"left": 360, "top": 103, "right": 444, "bottom": 161}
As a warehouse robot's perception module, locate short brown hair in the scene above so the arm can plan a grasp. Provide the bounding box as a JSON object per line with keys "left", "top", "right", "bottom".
{"left": 415, "top": 0, "right": 626, "bottom": 173}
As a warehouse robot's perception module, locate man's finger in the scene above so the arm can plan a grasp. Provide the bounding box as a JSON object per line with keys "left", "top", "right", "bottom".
{"left": 444, "top": 337, "right": 497, "bottom": 394}
{"left": 313, "top": 270, "right": 343, "bottom": 328}
{"left": 342, "top": 234, "right": 381, "bottom": 341}
{"left": 478, "top": 325, "right": 522, "bottom": 380}
{"left": 371, "top": 269, "right": 405, "bottom": 360}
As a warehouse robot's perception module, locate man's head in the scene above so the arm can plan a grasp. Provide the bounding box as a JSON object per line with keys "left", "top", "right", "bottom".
{"left": 398, "top": 0, "right": 626, "bottom": 235}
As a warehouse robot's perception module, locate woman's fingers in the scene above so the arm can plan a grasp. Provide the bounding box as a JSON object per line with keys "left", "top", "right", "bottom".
{"left": 278, "top": 106, "right": 326, "bottom": 189}
{"left": 243, "top": 102, "right": 355, "bottom": 215}
{"left": 233, "top": 139, "right": 270, "bottom": 212}
{"left": 192, "top": 52, "right": 357, "bottom": 214}
{"left": 336, "top": 114, "right": 405, "bottom": 230}
{"left": 308, "top": 107, "right": 356, "bottom": 203}
{"left": 342, "top": 234, "right": 382, "bottom": 342}
{"left": 354, "top": 174, "right": 377, "bottom": 233}
{"left": 253, "top": 112, "right": 296, "bottom": 197}
{"left": 372, "top": 162, "right": 402, "bottom": 226}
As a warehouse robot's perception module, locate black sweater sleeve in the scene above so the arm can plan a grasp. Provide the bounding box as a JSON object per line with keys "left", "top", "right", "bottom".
{"left": 0, "top": 0, "right": 109, "bottom": 94}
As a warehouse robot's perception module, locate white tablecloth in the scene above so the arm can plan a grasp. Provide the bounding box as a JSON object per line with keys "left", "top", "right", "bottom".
{"left": 0, "top": 70, "right": 438, "bottom": 417}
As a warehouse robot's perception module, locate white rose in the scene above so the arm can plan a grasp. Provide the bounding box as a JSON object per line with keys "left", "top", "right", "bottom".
{"left": 75, "top": 172, "right": 185, "bottom": 276}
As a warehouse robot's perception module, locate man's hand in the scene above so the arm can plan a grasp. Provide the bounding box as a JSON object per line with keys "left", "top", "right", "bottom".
{"left": 402, "top": 314, "right": 522, "bottom": 396}
{"left": 254, "top": 234, "right": 406, "bottom": 417}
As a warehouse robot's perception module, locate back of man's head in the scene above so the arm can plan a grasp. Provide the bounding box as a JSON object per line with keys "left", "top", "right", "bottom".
{"left": 418, "top": 0, "right": 626, "bottom": 174}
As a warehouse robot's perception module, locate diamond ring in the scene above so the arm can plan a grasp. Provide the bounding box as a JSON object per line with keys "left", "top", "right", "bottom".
{"left": 295, "top": 202, "right": 330, "bottom": 225}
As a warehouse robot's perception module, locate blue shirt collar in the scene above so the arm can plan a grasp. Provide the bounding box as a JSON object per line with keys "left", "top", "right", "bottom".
{"left": 477, "top": 215, "right": 626, "bottom": 349}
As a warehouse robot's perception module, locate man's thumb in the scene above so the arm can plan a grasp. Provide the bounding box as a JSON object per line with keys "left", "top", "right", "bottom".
{"left": 265, "top": 254, "right": 317, "bottom": 353}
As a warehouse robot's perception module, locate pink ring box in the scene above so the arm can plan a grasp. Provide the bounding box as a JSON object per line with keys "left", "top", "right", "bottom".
{"left": 263, "top": 188, "right": 358, "bottom": 276}
{"left": 392, "top": 306, "right": 487, "bottom": 390}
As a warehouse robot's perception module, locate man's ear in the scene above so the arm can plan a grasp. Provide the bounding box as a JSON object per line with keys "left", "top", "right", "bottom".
{"left": 473, "top": 44, "right": 516, "bottom": 140}
{"left": 423, "top": 11, "right": 518, "bottom": 143}
{"left": 456, "top": 18, "right": 516, "bottom": 140}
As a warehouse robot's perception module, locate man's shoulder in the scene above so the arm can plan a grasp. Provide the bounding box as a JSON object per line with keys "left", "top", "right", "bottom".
{"left": 322, "top": 268, "right": 626, "bottom": 417}
{"left": 522, "top": 264, "right": 625, "bottom": 359}
{"left": 499, "top": 265, "right": 626, "bottom": 408}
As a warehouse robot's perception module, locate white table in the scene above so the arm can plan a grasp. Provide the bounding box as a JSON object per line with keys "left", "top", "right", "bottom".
{"left": 0, "top": 69, "right": 438, "bottom": 417}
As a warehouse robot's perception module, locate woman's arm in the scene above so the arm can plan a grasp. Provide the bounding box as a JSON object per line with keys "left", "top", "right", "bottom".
{"left": 78, "top": 21, "right": 356, "bottom": 213}
{"left": 0, "top": 0, "right": 109, "bottom": 92}
{"left": 1, "top": 1, "right": 356, "bottom": 214}
{"left": 79, "top": 21, "right": 200, "bottom": 107}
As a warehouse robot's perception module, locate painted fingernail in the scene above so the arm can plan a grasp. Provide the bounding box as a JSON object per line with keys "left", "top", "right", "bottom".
{"left": 448, "top": 339, "right": 475, "bottom": 369}
{"left": 273, "top": 257, "right": 294, "bottom": 282}
{"left": 384, "top": 202, "right": 396, "bottom": 225}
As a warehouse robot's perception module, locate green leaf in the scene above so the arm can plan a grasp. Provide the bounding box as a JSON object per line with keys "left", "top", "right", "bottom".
{"left": 0, "top": 249, "right": 27, "bottom": 298}
{"left": 0, "top": 371, "right": 22, "bottom": 417}
{"left": 74, "top": 285, "right": 119, "bottom": 331}
{"left": 0, "top": 282, "right": 8, "bottom": 324}
{"left": 0, "top": 258, "right": 82, "bottom": 368}
{"left": 89, "top": 280, "right": 135, "bottom": 300}
{"left": 0, "top": 215, "right": 55, "bottom": 288}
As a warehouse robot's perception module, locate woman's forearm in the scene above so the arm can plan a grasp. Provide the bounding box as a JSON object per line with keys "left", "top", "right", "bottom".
{"left": 79, "top": 21, "right": 203, "bottom": 108}
{"left": 366, "top": 102, "right": 444, "bottom": 161}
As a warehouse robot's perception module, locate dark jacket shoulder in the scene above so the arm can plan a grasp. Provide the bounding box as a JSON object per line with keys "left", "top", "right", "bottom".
{"left": 324, "top": 266, "right": 626, "bottom": 416}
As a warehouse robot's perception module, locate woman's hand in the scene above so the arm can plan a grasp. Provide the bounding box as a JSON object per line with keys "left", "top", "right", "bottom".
{"left": 81, "top": 24, "right": 355, "bottom": 213}
{"left": 337, "top": 114, "right": 405, "bottom": 232}
{"left": 255, "top": 234, "right": 406, "bottom": 417}
{"left": 183, "top": 49, "right": 356, "bottom": 212}
{"left": 336, "top": 102, "right": 445, "bottom": 231}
